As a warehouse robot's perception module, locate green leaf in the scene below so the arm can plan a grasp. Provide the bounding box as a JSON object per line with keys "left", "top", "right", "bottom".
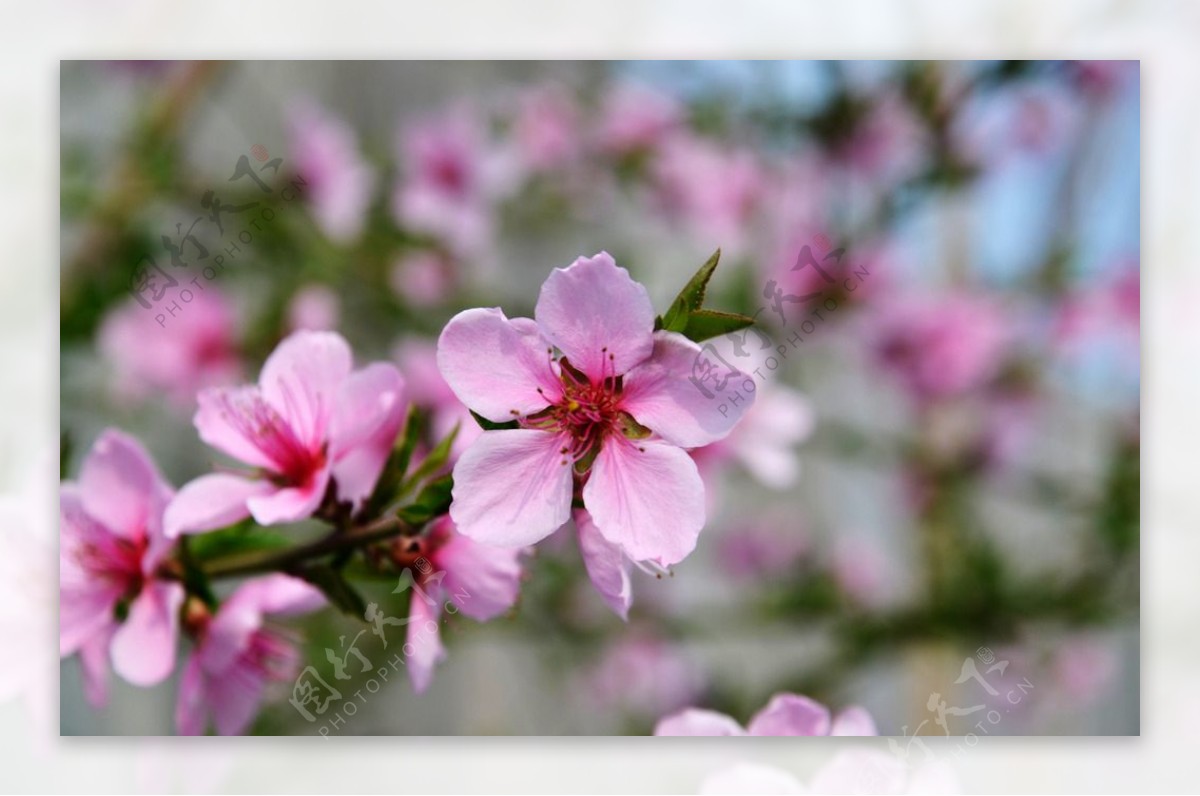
{"left": 470, "top": 409, "right": 520, "bottom": 431}
{"left": 661, "top": 248, "right": 722, "bottom": 332}
{"left": 680, "top": 309, "right": 757, "bottom": 343}
{"left": 400, "top": 424, "right": 459, "bottom": 495}
{"left": 396, "top": 474, "right": 454, "bottom": 526}
{"left": 297, "top": 563, "right": 368, "bottom": 618}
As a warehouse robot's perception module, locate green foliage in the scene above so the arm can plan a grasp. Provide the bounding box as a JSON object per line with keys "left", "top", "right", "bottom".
{"left": 396, "top": 474, "right": 454, "bottom": 526}
{"left": 656, "top": 249, "right": 757, "bottom": 342}
{"left": 297, "top": 563, "right": 368, "bottom": 619}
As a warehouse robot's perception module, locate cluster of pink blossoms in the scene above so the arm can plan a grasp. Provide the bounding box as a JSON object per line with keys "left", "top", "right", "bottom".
{"left": 62, "top": 251, "right": 756, "bottom": 733}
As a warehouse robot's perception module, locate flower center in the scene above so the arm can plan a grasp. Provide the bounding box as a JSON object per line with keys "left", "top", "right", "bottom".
{"left": 523, "top": 350, "right": 649, "bottom": 470}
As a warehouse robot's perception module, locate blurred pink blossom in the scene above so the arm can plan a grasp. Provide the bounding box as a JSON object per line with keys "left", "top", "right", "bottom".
{"left": 389, "top": 251, "right": 455, "bottom": 307}
{"left": 393, "top": 107, "right": 516, "bottom": 256}
{"left": 715, "top": 518, "right": 810, "bottom": 583}
{"left": 584, "top": 635, "right": 703, "bottom": 718}
{"left": 830, "top": 536, "right": 893, "bottom": 609}
{"left": 60, "top": 429, "right": 184, "bottom": 702}
{"left": 648, "top": 132, "right": 764, "bottom": 252}
{"left": 99, "top": 287, "right": 242, "bottom": 407}
{"left": 1052, "top": 637, "right": 1119, "bottom": 703}
{"left": 165, "top": 330, "right": 406, "bottom": 535}
{"left": 869, "top": 292, "right": 1013, "bottom": 402}
{"left": 391, "top": 516, "right": 526, "bottom": 693}
{"left": 176, "top": 574, "right": 324, "bottom": 735}
{"left": 287, "top": 284, "right": 341, "bottom": 332}
{"left": 288, "top": 100, "right": 376, "bottom": 243}
{"left": 655, "top": 692, "right": 876, "bottom": 736}
{"left": 513, "top": 84, "right": 581, "bottom": 172}
{"left": 694, "top": 384, "right": 815, "bottom": 490}
{"left": 438, "top": 252, "right": 752, "bottom": 569}
{"left": 594, "top": 82, "right": 683, "bottom": 155}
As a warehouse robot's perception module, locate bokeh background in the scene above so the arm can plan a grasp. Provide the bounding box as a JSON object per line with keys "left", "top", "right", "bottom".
{"left": 57, "top": 60, "right": 1139, "bottom": 737}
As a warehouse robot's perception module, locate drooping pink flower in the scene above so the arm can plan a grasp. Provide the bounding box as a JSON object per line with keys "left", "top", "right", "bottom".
{"left": 390, "top": 517, "right": 525, "bottom": 693}
{"left": 287, "top": 100, "right": 375, "bottom": 242}
{"left": 176, "top": 574, "right": 324, "bottom": 735}
{"left": 98, "top": 286, "right": 242, "bottom": 406}
{"left": 392, "top": 107, "right": 516, "bottom": 257}
{"left": 437, "top": 252, "right": 752, "bottom": 572}
{"left": 869, "top": 292, "right": 1012, "bottom": 402}
{"left": 655, "top": 692, "right": 877, "bottom": 736}
{"left": 60, "top": 429, "right": 184, "bottom": 702}
{"left": 594, "top": 82, "right": 683, "bottom": 155}
{"left": 164, "top": 330, "right": 406, "bottom": 535}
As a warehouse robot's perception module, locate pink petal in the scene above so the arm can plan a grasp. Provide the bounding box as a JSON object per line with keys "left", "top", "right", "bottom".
{"left": 207, "top": 658, "right": 269, "bottom": 736}
{"left": 245, "top": 466, "right": 330, "bottom": 525}
{"left": 163, "top": 473, "right": 271, "bottom": 538}
{"left": 746, "top": 693, "right": 832, "bottom": 736}
{"left": 575, "top": 509, "right": 632, "bottom": 620}
{"left": 830, "top": 705, "right": 877, "bottom": 736}
{"left": 621, "top": 331, "right": 754, "bottom": 448}
{"left": 405, "top": 592, "right": 446, "bottom": 694}
{"left": 434, "top": 522, "right": 524, "bottom": 622}
{"left": 259, "top": 330, "right": 353, "bottom": 449}
{"left": 582, "top": 438, "right": 705, "bottom": 567}
{"left": 449, "top": 429, "right": 573, "bottom": 547}
{"left": 78, "top": 429, "right": 172, "bottom": 540}
{"left": 79, "top": 631, "right": 114, "bottom": 709}
{"left": 202, "top": 575, "right": 324, "bottom": 674}
{"left": 175, "top": 653, "right": 207, "bottom": 736}
{"left": 436, "top": 307, "right": 561, "bottom": 423}
{"left": 654, "top": 707, "right": 746, "bottom": 736}
{"left": 194, "top": 386, "right": 285, "bottom": 470}
{"left": 110, "top": 581, "right": 185, "bottom": 687}
{"left": 329, "top": 362, "right": 407, "bottom": 508}
{"left": 59, "top": 487, "right": 123, "bottom": 655}
{"left": 534, "top": 252, "right": 655, "bottom": 381}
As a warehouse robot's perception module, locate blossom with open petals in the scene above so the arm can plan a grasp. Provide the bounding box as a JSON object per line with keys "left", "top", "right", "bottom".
{"left": 176, "top": 574, "right": 323, "bottom": 735}
{"left": 60, "top": 430, "right": 183, "bottom": 701}
{"left": 437, "top": 252, "right": 751, "bottom": 571}
{"left": 165, "top": 330, "right": 406, "bottom": 535}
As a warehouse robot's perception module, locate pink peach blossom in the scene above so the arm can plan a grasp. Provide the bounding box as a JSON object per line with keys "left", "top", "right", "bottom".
{"left": 391, "top": 517, "right": 525, "bottom": 693}
{"left": 513, "top": 84, "right": 581, "bottom": 172}
{"left": 60, "top": 429, "right": 184, "bottom": 701}
{"left": 392, "top": 108, "right": 516, "bottom": 256}
{"left": 389, "top": 251, "right": 455, "bottom": 307}
{"left": 437, "top": 252, "right": 752, "bottom": 571}
{"left": 176, "top": 574, "right": 324, "bottom": 735}
{"left": 287, "top": 284, "right": 341, "bottom": 332}
{"left": 870, "top": 292, "right": 1012, "bottom": 402}
{"left": 655, "top": 692, "right": 877, "bottom": 736}
{"left": 594, "top": 82, "right": 683, "bottom": 155}
{"left": 584, "top": 635, "right": 703, "bottom": 718}
{"left": 98, "top": 286, "right": 242, "bottom": 406}
{"left": 165, "top": 331, "right": 406, "bottom": 535}
{"left": 287, "top": 100, "right": 375, "bottom": 242}
{"left": 649, "top": 133, "right": 764, "bottom": 253}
